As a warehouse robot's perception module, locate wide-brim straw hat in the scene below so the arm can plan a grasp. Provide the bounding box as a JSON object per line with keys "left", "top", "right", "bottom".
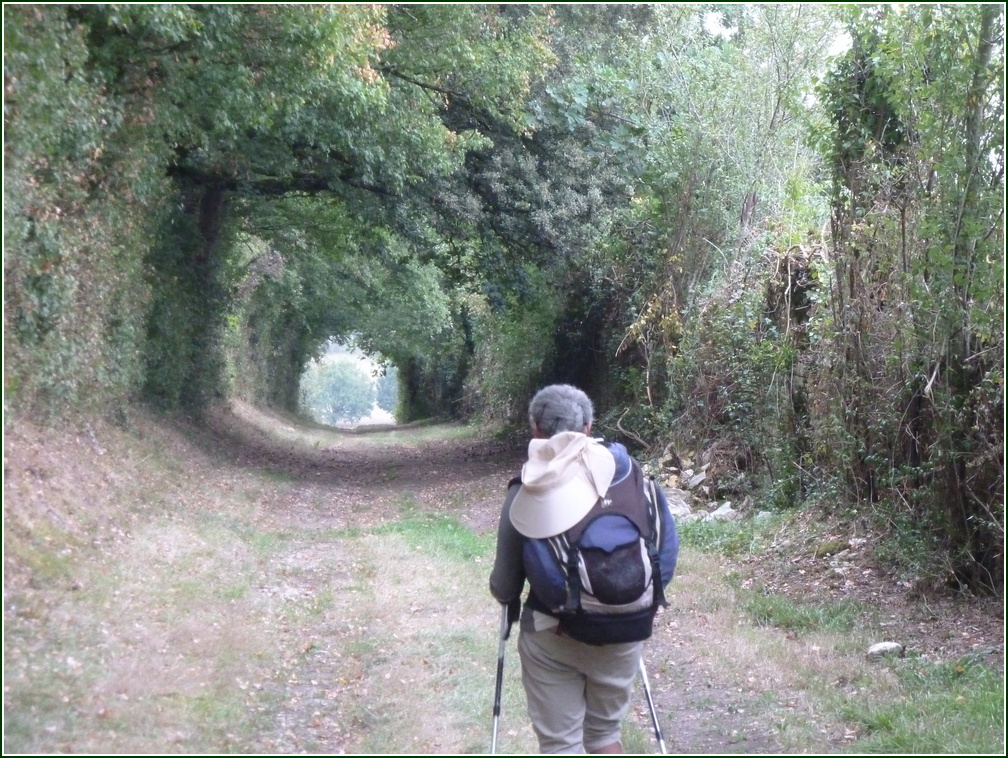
{"left": 509, "top": 431, "right": 616, "bottom": 539}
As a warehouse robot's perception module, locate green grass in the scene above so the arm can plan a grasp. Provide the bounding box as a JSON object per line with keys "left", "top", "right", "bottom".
{"left": 743, "top": 592, "right": 864, "bottom": 632}
{"left": 679, "top": 520, "right": 1005, "bottom": 755}
{"left": 345, "top": 421, "right": 485, "bottom": 444}
{"left": 3, "top": 530, "right": 77, "bottom": 582}
{"left": 258, "top": 468, "right": 301, "bottom": 484}
{"left": 677, "top": 516, "right": 775, "bottom": 557}
{"left": 621, "top": 720, "right": 658, "bottom": 754}
{"left": 839, "top": 655, "right": 1005, "bottom": 753}
{"left": 368, "top": 513, "right": 494, "bottom": 561}
{"left": 268, "top": 415, "right": 492, "bottom": 450}
{"left": 1, "top": 672, "right": 91, "bottom": 753}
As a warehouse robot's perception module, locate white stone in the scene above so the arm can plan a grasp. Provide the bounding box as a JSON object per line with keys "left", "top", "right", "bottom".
{"left": 867, "top": 641, "right": 905, "bottom": 661}
{"left": 708, "top": 502, "right": 740, "bottom": 521}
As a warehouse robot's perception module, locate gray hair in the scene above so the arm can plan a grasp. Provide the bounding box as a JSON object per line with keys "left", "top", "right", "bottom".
{"left": 528, "top": 384, "right": 594, "bottom": 437}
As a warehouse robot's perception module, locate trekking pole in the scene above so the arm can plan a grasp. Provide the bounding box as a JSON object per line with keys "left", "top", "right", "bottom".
{"left": 638, "top": 657, "right": 668, "bottom": 754}
{"left": 491, "top": 603, "right": 508, "bottom": 754}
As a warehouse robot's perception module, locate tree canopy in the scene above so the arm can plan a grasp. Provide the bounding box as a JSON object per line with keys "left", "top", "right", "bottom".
{"left": 4, "top": 3, "right": 1003, "bottom": 591}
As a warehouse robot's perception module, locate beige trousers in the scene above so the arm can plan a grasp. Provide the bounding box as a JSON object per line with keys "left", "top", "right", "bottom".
{"left": 517, "top": 627, "right": 643, "bottom": 753}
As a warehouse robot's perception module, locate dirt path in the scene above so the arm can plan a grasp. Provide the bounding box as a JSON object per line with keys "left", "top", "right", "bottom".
{"left": 201, "top": 405, "right": 792, "bottom": 754}
{"left": 3, "top": 402, "right": 1003, "bottom": 754}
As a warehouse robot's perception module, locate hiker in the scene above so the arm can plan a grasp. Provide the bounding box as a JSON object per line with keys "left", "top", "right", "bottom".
{"left": 490, "top": 384, "right": 678, "bottom": 754}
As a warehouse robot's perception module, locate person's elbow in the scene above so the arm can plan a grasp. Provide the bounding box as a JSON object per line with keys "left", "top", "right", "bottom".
{"left": 489, "top": 578, "right": 507, "bottom": 604}
{"left": 489, "top": 572, "right": 517, "bottom": 604}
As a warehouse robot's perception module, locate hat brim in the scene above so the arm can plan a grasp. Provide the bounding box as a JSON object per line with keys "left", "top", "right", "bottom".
{"left": 510, "top": 471, "right": 601, "bottom": 539}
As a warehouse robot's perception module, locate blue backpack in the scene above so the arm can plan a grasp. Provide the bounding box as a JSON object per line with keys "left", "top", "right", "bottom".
{"left": 517, "top": 457, "right": 671, "bottom": 645}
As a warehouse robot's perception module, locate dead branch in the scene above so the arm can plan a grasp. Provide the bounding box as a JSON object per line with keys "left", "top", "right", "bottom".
{"left": 617, "top": 408, "right": 652, "bottom": 452}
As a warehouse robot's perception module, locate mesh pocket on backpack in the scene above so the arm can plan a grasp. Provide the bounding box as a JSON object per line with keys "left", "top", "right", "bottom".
{"left": 579, "top": 542, "right": 648, "bottom": 605}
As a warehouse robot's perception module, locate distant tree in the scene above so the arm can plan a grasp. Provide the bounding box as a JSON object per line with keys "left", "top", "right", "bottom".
{"left": 301, "top": 357, "right": 375, "bottom": 425}
{"left": 375, "top": 367, "right": 398, "bottom": 414}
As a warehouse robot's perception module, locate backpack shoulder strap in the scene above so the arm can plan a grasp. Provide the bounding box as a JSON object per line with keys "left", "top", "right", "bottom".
{"left": 643, "top": 474, "right": 669, "bottom": 609}
{"left": 566, "top": 461, "right": 649, "bottom": 543}
{"left": 545, "top": 532, "right": 583, "bottom": 612}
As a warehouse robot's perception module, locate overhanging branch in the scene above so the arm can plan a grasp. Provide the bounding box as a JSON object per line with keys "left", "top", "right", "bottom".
{"left": 167, "top": 164, "right": 393, "bottom": 198}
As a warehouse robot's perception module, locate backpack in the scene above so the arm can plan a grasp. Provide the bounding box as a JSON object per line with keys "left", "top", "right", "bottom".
{"left": 516, "top": 458, "right": 669, "bottom": 645}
